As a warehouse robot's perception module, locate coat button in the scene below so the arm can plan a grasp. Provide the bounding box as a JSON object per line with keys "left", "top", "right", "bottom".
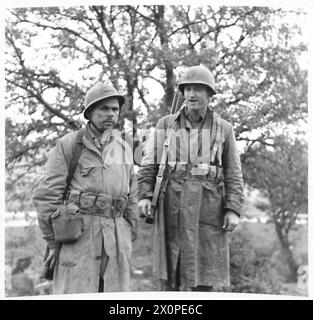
{"left": 96, "top": 255, "right": 102, "bottom": 260}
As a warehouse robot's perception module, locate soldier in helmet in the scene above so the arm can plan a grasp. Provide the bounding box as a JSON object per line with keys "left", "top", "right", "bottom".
{"left": 138, "top": 65, "right": 244, "bottom": 291}
{"left": 33, "top": 83, "right": 138, "bottom": 294}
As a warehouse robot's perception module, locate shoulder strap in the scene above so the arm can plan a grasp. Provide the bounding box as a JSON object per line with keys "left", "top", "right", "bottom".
{"left": 210, "top": 114, "right": 224, "bottom": 165}
{"left": 147, "top": 116, "right": 174, "bottom": 224}
{"left": 163, "top": 114, "right": 177, "bottom": 131}
{"left": 64, "top": 127, "right": 85, "bottom": 199}
{"left": 210, "top": 113, "right": 218, "bottom": 163}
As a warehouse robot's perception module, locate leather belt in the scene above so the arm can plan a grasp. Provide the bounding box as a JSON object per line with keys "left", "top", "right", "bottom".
{"left": 66, "top": 189, "right": 128, "bottom": 218}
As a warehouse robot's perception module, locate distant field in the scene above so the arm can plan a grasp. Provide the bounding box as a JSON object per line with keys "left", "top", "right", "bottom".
{"left": 5, "top": 218, "right": 308, "bottom": 296}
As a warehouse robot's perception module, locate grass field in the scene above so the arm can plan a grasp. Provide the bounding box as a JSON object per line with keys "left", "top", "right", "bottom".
{"left": 5, "top": 218, "right": 308, "bottom": 297}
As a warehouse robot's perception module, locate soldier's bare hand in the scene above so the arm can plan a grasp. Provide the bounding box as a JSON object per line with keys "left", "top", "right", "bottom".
{"left": 44, "top": 247, "right": 61, "bottom": 269}
{"left": 138, "top": 199, "right": 152, "bottom": 218}
{"left": 222, "top": 210, "right": 239, "bottom": 232}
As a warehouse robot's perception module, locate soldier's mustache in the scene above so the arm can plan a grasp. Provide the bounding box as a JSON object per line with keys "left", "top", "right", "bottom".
{"left": 102, "top": 118, "right": 114, "bottom": 122}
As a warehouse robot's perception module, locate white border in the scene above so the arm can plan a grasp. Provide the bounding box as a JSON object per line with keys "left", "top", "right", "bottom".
{"left": 1, "top": 0, "right": 312, "bottom": 301}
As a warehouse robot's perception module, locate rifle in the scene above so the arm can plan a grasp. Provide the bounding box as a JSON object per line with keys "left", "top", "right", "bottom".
{"left": 39, "top": 246, "right": 54, "bottom": 281}
{"left": 145, "top": 88, "right": 184, "bottom": 224}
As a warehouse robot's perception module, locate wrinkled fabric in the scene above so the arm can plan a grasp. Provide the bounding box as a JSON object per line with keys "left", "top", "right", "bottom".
{"left": 33, "top": 124, "right": 138, "bottom": 294}
{"left": 138, "top": 106, "right": 244, "bottom": 288}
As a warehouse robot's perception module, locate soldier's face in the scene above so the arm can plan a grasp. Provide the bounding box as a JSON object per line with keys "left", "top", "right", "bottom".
{"left": 184, "top": 84, "right": 210, "bottom": 112}
{"left": 89, "top": 97, "right": 119, "bottom": 132}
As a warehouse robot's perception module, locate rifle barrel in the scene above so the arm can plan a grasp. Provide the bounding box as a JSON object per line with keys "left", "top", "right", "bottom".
{"left": 145, "top": 88, "right": 182, "bottom": 224}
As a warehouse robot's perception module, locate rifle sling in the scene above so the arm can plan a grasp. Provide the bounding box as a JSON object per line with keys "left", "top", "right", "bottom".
{"left": 63, "top": 127, "right": 85, "bottom": 200}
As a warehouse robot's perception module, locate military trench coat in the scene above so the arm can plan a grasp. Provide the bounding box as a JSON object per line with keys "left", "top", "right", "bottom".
{"left": 138, "top": 105, "right": 244, "bottom": 289}
{"left": 33, "top": 124, "right": 138, "bottom": 294}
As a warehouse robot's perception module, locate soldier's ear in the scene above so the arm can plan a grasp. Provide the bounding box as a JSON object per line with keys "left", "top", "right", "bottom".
{"left": 86, "top": 105, "right": 96, "bottom": 120}
{"left": 207, "top": 88, "right": 214, "bottom": 98}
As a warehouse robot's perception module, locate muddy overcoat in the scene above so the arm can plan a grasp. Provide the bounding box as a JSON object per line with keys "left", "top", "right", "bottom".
{"left": 138, "top": 105, "right": 244, "bottom": 288}
{"left": 33, "top": 124, "right": 138, "bottom": 294}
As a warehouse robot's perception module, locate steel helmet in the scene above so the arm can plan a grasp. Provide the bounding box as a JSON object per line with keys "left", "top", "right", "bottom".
{"left": 83, "top": 82, "right": 125, "bottom": 119}
{"left": 178, "top": 65, "right": 216, "bottom": 95}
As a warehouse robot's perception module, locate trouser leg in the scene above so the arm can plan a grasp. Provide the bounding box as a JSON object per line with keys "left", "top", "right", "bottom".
{"left": 98, "top": 239, "right": 109, "bottom": 292}
{"left": 98, "top": 275, "right": 104, "bottom": 292}
{"left": 159, "top": 253, "right": 181, "bottom": 291}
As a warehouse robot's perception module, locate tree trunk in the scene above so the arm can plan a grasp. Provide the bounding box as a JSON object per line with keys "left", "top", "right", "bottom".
{"left": 275, "top": 224, "right": 298, "bottom": 282}
{"left": 155, "top": 5, "right": 176, "bottom": 113}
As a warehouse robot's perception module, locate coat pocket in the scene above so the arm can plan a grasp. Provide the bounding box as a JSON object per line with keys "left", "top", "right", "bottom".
{"left": 199, "top": 182, "right": 223, "bottom": 228}
{"left": 78, "top": 164, "right": 102, "bottom": 190}
{"left": 80, "top": 166, "right": 93, "bottom": 176}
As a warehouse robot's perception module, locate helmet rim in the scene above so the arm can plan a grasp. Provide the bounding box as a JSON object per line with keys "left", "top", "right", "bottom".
{"left": 83, "top": 83, "right": 125, "bottom": 120}
{"left": 178, "top": 81, "right": 216, "bottom": 95}
{"left": 178, "top": 65, "right": 216, "bottom": 95}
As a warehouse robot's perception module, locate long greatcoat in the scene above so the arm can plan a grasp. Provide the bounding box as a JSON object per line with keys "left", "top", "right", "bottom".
{"left": 33, "top": 124, "right": 138, "bottom": 294}
{"left": 138, "top": 106, "right": 244, "bottom": 289}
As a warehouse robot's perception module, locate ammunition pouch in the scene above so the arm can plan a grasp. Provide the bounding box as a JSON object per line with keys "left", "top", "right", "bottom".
{"left": 66, "top": 189, "right": 128, "bottom": 218}
{"left": 167, "top": 162, "right": 223, "bottom": 183}
{"left": 50, "top": 202, "right": 85, "bottom": 244}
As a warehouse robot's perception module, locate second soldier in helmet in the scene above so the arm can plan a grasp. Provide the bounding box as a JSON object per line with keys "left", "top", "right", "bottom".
{"left": 138, "top": 65, "right": 244, "bottom": 291}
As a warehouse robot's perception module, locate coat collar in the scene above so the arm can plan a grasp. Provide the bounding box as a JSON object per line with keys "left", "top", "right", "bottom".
{"left": 174, "top": 104, "right": 214, "bottom": 129}
{"left": 83, "top": 122, "right": 129, "bottom": 158}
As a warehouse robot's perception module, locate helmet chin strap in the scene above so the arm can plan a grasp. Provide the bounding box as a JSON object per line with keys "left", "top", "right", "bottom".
{"left": 89, "top": 119, "right": 105, "bottom": 134}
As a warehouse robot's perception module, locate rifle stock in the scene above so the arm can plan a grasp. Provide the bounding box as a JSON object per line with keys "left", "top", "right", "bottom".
{"left": 145, "top": 205, "right": 156, "bottom": 224}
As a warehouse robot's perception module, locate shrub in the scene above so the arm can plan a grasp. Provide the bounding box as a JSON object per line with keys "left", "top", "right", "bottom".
{"left": 228, "top": 225, "right": 284, "bottom": 294}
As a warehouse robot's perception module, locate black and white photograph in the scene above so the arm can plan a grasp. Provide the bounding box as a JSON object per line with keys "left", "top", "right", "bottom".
{"left": 2, "top": 0, "right": 310, "bottom": 300}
